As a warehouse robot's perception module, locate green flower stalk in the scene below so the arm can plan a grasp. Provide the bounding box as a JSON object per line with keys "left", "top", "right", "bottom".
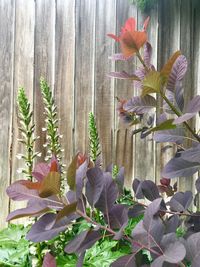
{"left": 40, "top": 78, "right": 65, "bottom": 192}
{"left": 17, "top": 87, "right": 39, "bottom": 180}
{"left": 112, "top": 165, "right": 119, "bottom": 179}
{"left": 88, "top": 112, "right": 101, "bottom": 162}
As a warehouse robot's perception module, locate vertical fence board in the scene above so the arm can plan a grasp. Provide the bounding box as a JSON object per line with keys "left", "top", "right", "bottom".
{"left": 178, "top": 0, "right": 195, "bottom": 192}
{"left": 34, "top": 0, "right": 56, "bottom": 161}
{"left": 95, "top": 0, "right": 116, "bottom": 167}
{"left": 10, "top": 0, "right": 35, "bottom": 221}
{"left": 55, "top": 0, "right": 75, "bottom": 166}
{"left": 74, "top": 0, "right": 96, "bottom": 156}
{"left": 115, "top": 0, "right": 137, "bottom": 187}
{"left": 156, "top": 0, "right": 181, "bottom": 183}
{"left": 134, "top": 10, "right": 157, "bottom": 182}
{"left": 0, "top": 0, "right": 15, "bottom": 228}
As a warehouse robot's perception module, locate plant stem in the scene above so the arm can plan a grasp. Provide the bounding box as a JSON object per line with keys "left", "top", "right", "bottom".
{"left": 136, "top": 52, "right": 149, "bottom": 72}
{"left": 76, "top": 209, "right": 161, "bottom": 257}
{"left": 160, "top": 91, "right": 200, "bottom": 143}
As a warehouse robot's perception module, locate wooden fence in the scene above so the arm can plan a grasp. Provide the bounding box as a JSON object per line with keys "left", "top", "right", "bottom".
{"left": 0, "top": 0, "right": 200, "bottom": 227}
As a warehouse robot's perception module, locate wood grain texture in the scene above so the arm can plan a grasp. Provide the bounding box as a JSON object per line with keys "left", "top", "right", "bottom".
{"left": 10, "top": 0, "right": 35, "bottom": 222}
{"left": 95, "top": 0, "right": 116, "bottom": 168}
{"left": 114, "top": 0, "right": 137, "bottom": 187}
{"left": 0, "top": 0, "right": 15, "bottom": 228}
{"left": 179, "top": 0, "right": 195, "bottom": 192}
{"left": 34, "top": 0, "right": 56, "bottom": 161}
{"left": 156, "top": 0, "right": 181, "bottom": 184}
{"left": 74, "top": 0, "right": 96, "bottom": 156}
{"left": 133, "top": 10, "right": 157, "bottom": 182}
{"left": 54, "top": 0, "right": 75, "bottom": 167}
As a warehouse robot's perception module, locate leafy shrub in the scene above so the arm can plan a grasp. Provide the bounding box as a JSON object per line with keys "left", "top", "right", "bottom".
{"left": 4, "top": 16, "right": 200, "bottom": 267}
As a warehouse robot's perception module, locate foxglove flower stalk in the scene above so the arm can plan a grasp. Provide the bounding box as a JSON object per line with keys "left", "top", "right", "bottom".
{"left": 17, "top": 87, "right": 40, "bottom": 180}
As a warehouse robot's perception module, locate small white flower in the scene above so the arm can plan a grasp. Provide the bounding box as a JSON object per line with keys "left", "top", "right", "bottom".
{"left": 37, "top": 152, "right": 42, "bottom": 157}
{"left": 17, "top": 168, "right": 24, "bottom": 174}
{"left": 16, "top": 154, "right": 23, "bottom": 159}
{"left": 42, "top": 127, "right": 47, "bottom": 132}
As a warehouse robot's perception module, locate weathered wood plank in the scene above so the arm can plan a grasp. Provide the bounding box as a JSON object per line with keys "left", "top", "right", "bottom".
{"left": 179, "top": 0, "right": 194, "bottom": 192}
{"left": 114, "top": 0, "right": 137, "bottom": 187}
{"left": 10, "top": 0, "right": 35, "bottom": 223}
{"left": 156, "top": 0, "right": 181, "bottom": 184}
{"left": 74, "top": 0, "right": 96, "bottom": 156}
{"left": 34, "top": 0, "right": 56, "bottom": 161}
{"left": 95, "top": 0, "right": 116, "bottom": 168}
{"left": 55, "top": 0, "right": 75, "bottom": 167}
{"left": 134, "top": 8, "right": 158, "bottom": 182}
{"left": 0, "top": 0, "right": 15, "bottom": 228}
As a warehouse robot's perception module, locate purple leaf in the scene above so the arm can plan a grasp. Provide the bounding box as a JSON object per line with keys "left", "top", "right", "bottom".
{"left": 32, "top": 163, "right": 50, "bottom": 182}
{"left": 108, "top": 71, "right": 140, "bottom": 80}
{"left": 181, "top": 145, "right": 200, "bottom": 163}
{"left": 65, "top": 229, "right": 101, "bottom": 254}
{"left": 175, "top": 81, "right": 184, "bottom": 111}
{"left": 6, "top": 198, "right": 49, "bottom": 221}
{"left": 76, "top": 160, "right": 88, "bottom": 199}
{"left": 165, "top": 215, "right": 180, "bottom": 233}
{"left": 123, "top": 95, "right": 156, "bottom": 114}
{"left": 76, "top": 252, "right": 86, "bottom": 267}
{"left": 85, "top": 167, "right": 104, "bottom": 207}
{"left": 109, "top": 204, "right": 128, "bottom": 229}
{"left": 143, "top": 198, "right": 164, "bottom": 230}
{"left": 140, "top": 180, "right": 160, "bottom": 201}
{"left": 186, "top": 232, "right": 200, "bottom": 267}
{"left": 166, "top": 55, "right": 187, "bottom": 92}
{"left": 132, "top": 218, "right": 164, "bottom": 249}
{"left": 186, "top": 95, "right": 200, "bottom": 113}
{"left": 174, "top": 95, "right": 200, "bottom": 124}
{"left": 151, "top": 240, "right": 186, "bottom": 267}
{"left": 128, "top": 204, "right": 145, "bottom": 218}
{"left": 134, "top": 68, "right": 146, "bottom": 90}
{"left": 173, "top": 112, "right": 196, "bottom": 124}
{"left": 6, "top": 181, "right": 38, "bottom": 201}
{"left": 42, "top": 252, "right": 57, "bottom": 267}
{"left": 132, "top": 179, "right": 144, "bottom": 199}
{"left": 162, "top": 157, "right": 200, "bottom": 178}
{"left": 110, "top": 254, "right": 136, "bottom": 267}
{"left": 167, "top": 191, "right": 193, "bottom": 212}
{"left": 26, "top": 213, "right": 75, "bottom": 242}
{"left": 109, "top": 53, "right": 134, "bottom": 61}
{"left": 153, "top": 128, "right": 185, "bottom": 144}
{"left": 132, "top": 179, "right": 160, "bottom": 201}
{"left": 108, "top": 204, "right": 129, "bottom": 240}
{"left": 143, "top": 42, "right": 152, "bottom": 67}
{"left": 95, "top": 173, "right": 118, "bottom": 214}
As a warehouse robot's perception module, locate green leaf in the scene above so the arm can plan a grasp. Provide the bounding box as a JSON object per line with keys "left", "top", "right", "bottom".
{"left": 0, "top": 224, "right": 31, "bottom": 266}
{"left": 151, "top": 119, "right": 176, "bottom": 132}
{"left": 142, "top": 71, "right": 165, "bottom": 96}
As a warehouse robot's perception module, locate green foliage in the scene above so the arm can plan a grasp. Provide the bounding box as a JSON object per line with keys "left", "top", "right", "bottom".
{"left": 56, "top": 239, "right": 131, "bottom": 267}
{"left": 112, "top": 165, "right": 119, "bottom": 179}
{"left": 17, "top": 88, "right": 38, "bottom": 180}
{"left": 0, "top": 224, "right": 31, "bottom": 267}
{"left": 129, "top": 0, "right": 158, "bottom": 12}
{"left": 88, "top": 112, "right": 101, "bottom": 162}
